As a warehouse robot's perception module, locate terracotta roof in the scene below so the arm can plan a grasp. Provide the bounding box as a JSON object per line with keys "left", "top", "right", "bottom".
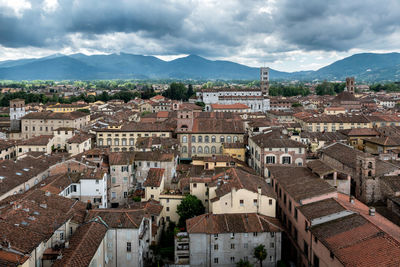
{"left": 143, "top": 168, "right": 165, "bottom": 187}
{"left": 363, "top": 136, "right": 400, "bottom": 146}
{"left": 67, "top": 133, "right": 93, "bottom": 144}
{"left": 311, "top": 213, "right": 400, "bottom": 267}
{"left": 108, "top": 152, "right": 135, "bottom": 166}
{"left": 210, "top": 168, "right": 276, "bottom": 200}
{"left": 307, "top": 160, "right": 335, "bottom": 176}
{"left": 268, "top": 166, "right": 336, "bottom": 203}
{"left": 251, "top": 134, "right": 306, "bottom": 148}
{"left": 18, "top": 135, "right": 53, "bottom": 146}
{"left": 22, "top": 111, "right": 88, "bottom": 120}
{"left": 187, "top": 213, "right": 283, "bottom": 234}
{"left": 302, "top": 114, "right": 369, "bottom": 123}
{"left": 188, "top": 118, "right": 244, "bottom": 134}
{"left": 338, "top": 128, "right": 380, "bottom": 136}
{"left": 211, "top": 103, "right": 249, "bottom": 109}
{"left": 86, "top": 209, "right": 147, "bottom": 228}
{"left": 298, "top": 198, "right": 346, "bottom": 220}
{"left": 0, "top": 153, "right": 66, "bottom": 196}
{"left": 53, "top": 220, "right": 107, "bottom": 267}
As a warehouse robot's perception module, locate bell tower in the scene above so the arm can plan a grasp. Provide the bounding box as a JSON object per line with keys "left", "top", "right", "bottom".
{"left": 9, "top": 98, "right": 26, "bottom": 131}
{"left": 260, "top": 67, "right": 269, "bottom": 96}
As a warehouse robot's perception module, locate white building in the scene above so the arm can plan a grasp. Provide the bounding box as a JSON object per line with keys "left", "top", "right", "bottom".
{"left": 87, "top": 209, "right": 152, "bottom": 267}
{"left": 186, "top": 213, "right": 283, "bottom": 267}
{"left": 198, "top": 88, "right": 270, "bottom": 113}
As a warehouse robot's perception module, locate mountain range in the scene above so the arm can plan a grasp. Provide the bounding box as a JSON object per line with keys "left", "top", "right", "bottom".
{"left": 0, "top": 52, "right": 399, "bottom": 81}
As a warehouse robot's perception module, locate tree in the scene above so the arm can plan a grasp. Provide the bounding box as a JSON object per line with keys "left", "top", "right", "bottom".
{"left": 176, "top": 195, "right": 205, "bottom": 228}
{"left": 236, "top": 259, "right": 253, "bottom": 267}
{"left": 163, "top": 82, "right": 188, "bottom": 100}
{"left": 253, "top": 244, "right": 267, "bottom": 267}
{"left": 187, "top": 84, "right": 194, "bottom": 99}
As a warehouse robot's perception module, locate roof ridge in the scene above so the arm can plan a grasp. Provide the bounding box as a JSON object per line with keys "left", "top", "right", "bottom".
{"left": 125, "top": 211, "right": 139, "bottom": 228}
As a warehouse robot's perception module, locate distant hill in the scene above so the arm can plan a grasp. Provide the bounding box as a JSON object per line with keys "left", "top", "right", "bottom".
{"left": 0, "top": 52, "right": 400, "bottom": 81}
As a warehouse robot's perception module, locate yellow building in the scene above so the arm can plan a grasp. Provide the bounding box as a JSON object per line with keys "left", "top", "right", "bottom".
{"left": 298, "top": 114, "right": 372, "bottom": 132}
{"left": 222, "top": 142, "right": 245, "bottom": 161}
{"left": 96, "top": 121, "right": 174, "bottom": 152}
{"left": 47, "top": 103, "right": 90, "bottom": 112}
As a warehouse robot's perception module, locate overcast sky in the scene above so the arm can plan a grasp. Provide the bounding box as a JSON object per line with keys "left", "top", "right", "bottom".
{"left": 0, "top": 0, "right": 399, "bottom": 72}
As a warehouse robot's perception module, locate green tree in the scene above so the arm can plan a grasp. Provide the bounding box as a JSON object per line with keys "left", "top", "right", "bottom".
{"left": 176, "top": 195, "right": 205, "bottom": 228}
{"left": 315, "top": 81, "right": 335, "bottom": 95}
{"left": 164, "top": 82, "right": 188, "bottom": 100}
{"left": 254, "top": 244, "right": 267, "bottom": 267}
{"left": 187, "top": 84, "right": 194, "bottom": 99}
{"left": 236, "top": 259, "right": 254, "bottom": 267}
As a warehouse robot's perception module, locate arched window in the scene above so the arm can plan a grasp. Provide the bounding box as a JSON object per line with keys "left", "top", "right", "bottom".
{"left": 182, "top": 136, "right": 188, "bottom": 143}
{"left": 192, "top": 146, "right": 196, "bottom": 153}
{"left": 368, "top": 162, "right": 373, "bottom": 169}
{"left": 211, "top": 146, "right": 216, "bottom": 153}
{"left": 219, "top": 146, "right": 223, "bottom": 153}
{"left": 114, "top": 139, "right": 119, "bottom": 146}
{"left": 198, "top": 136, "right": 203, "bottom": 143}
{"left": 197, "top": 146, "right": 203, "bottom": 153}
{"left": 233, "top": 136, "right": 238, "bottom": 142}
{"left": 368, "top": 170, "right": 372, "bottom": 177}
{"left": 220, "top": 136, "right": 225, "bottom": 143}
{"left": 192, "top": 136, "right": 196, "bottom": 143}
{"left": 182, "top": 146, "right": 187, "bottom": 153}
{"left": 227, "top": 136, "right": 232, "bottom": 143}
{"left": 211, "top": 136, "right": 216, "bottom": 142}
{"left": 204, "top": 146, "right": 210, "bottom": 154}
{"left": 205, "top": 136, "right": 209, "bottom": 143}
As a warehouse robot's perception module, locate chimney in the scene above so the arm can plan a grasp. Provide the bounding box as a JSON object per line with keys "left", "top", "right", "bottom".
{"left": 349, "top": 196, "right": 355, "bottom": 204}
{"left": 257, "top": 186, "right": 262, "bottom": 195}
{"left": 369, "top": 207, "right": 375, "bottom": 216}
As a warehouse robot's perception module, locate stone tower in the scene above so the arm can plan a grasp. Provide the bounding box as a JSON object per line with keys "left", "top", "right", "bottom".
{"left": 356, "top": 154, "right": 379, "bottom": 204}
{"left": 9, "top": 98, "right": 26, "bottom": 131}
{"left": 346, "top": 77, "right": 355, "bottom": 94}
{"left": 177, "top": 109, "right": 194, "bottom": 132}
{"left": 260, "top": 67, "right": 269, "bottom": 96}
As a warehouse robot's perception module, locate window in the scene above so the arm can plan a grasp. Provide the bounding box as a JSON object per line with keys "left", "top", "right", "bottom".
{"left": 233, "top": 136, "right": 238, "bottom": 142}
{"left": 303, "top": 241, "right": 309, "bottom": 257}
{"left": 211, "top": 136, "right": 216, "bottom": 142}
{"left": 112, "top": 177, "right": 116, "bottom": 184}
{"left": 330, "top": 251, "right": 334, "bottom": 259}
{"left": 282, "top": 156, "right": 291, "bottom": 164}
{"left": 266, "top": 156, "right": 275, "bottom": 164}
{"left": 253, "top": 199, "right": 258, "bottom": 206}
{"left": 147, "top": 162, "right": 150, "bottom": 167}
{"left": 191, "top": 136, "right": 196, "bottom": 143}
{"left": 240, "top": 199, "right": 244, "bottom": 206}
{"left": 269, "top": 199, "right": 273, "bottom": 205}
{"left": 230, "top": 233, "right": 235, "bottom": 239}
{"left": 214, "top": 234, "right": 218, "bottom": 239}
{"left": 193, "top": 183, "right": 197, "bottom": 188}
{"left": 198, "top": 136, "right": 203, "bottom": 143}
{"left": 214, "top": 244, "right": 218, "bottom": 250}
{"left": 197, "top": 146, "right": 203, "bottom": 153}
{"left": 205, "top": 136, "right": 209, "bottom": 143}
{"left": 294, "top": 208, "right": 298, "bottom": 220}
{"left": 127, "top": 242, "right": 131, "bottom": 252}
{"left": 227, "top": 136, "right": 232, "bottom": 143}
{"left": 314, "top": 255, "right": 320, "bottom": 267}
{"left": 220, "top": 136, "right": 225, "bottom": 143}
{"left": 204, "top": 146, "right": 210, "bottom": 154}
{"left": 211, "top": 146, "right": 216, "bottom": 153}
{"left": 124, "top": 192, "right": 128, "bottom": 198}
{"left": 166, "top": 207, "right": 170, "bottom": 211}
{"left": 182, "top": 136, "right": 187, "bottom": 143}
{"left": 230, "top": 257, "right": 235, "bottom": 263}
{"left": 231, "top": 244, "right": 235, "bottom": 249}
{"left": 214, "top": 258, "right": 218, "bottom": 264}
{"left": 253, "top": 232, "right": 258, "bottom": 237}
{"left": 182, "top": 146, "right": 187, "bottom": 153}
{"left": 270, "top": 242, "right": 274, "bottom": 248}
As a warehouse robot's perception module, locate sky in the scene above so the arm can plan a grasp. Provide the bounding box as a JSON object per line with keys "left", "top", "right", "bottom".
{"left": 0, "top": 0, "right": 400, "bottom": 72}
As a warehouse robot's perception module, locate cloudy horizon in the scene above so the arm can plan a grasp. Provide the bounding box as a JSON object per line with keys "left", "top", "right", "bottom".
{"left": 0, "top": 0, "right": 400, "bottom": 72}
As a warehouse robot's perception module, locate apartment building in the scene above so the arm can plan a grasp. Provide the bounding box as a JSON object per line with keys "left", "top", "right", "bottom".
{"left": 67, "top": 133, "right": 93, "bottom": 156}
{"left": 16, "top": 135, "right": 54, "bottom": 158}
{"left": 13, "top": 111, "right": 90, "bottom": 139}
{"left": 248, "top": 132, "right": 307, "bottom": 177}
{"left": 0, "top": 139, "right": 16, "bottom": 160}
{"left": 96, "top": 121, "right": 174, "bottom": 152}
{"left": 85, "top": 209, "right": 152, "bottom": 267}
{"left": 297, "top": 114, "right": 371, "bottom": 132}
{"left": 177, "top": 110, "right": 245, "bottom": 159}
{"left": 186, "top": 213, "right": 283, "bottom": 267}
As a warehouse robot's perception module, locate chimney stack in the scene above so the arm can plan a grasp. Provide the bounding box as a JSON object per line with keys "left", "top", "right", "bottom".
{"left": 369, "top": 207, "right": 375, "bottom": 216}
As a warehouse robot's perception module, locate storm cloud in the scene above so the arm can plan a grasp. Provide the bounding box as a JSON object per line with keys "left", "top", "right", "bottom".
{"left": 0, "top": 0, "right": 399, "bottom": 71}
